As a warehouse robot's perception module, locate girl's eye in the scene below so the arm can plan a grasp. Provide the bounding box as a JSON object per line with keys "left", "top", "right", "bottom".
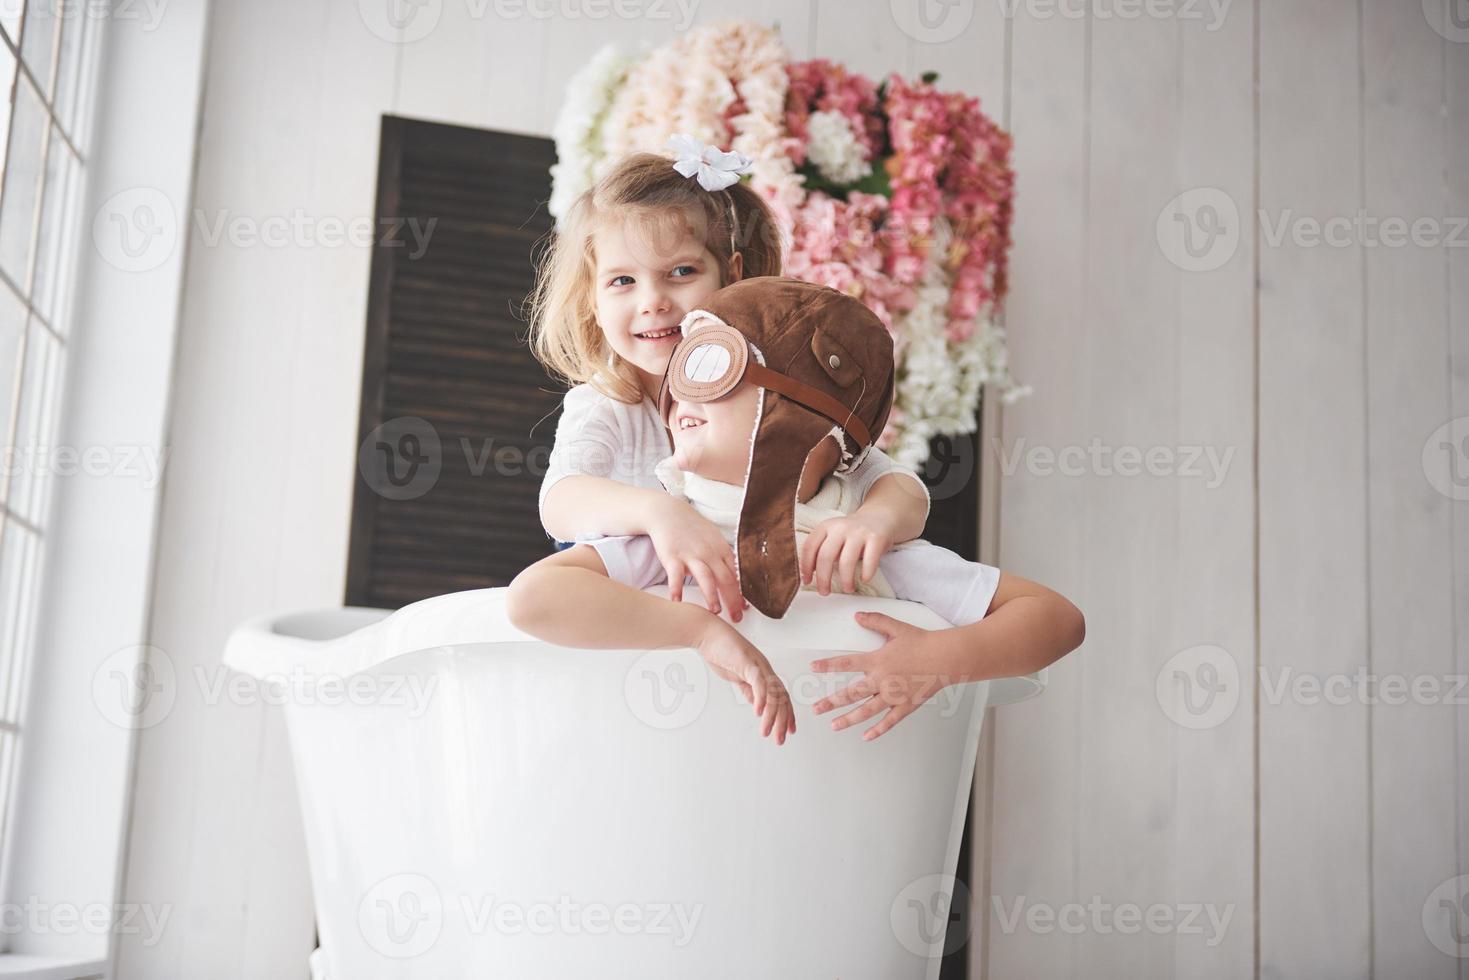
{"left": 672, "top": 265, "right": 698, "bottom": 278}
{"left": 609, "top": 275, "right": 634, "bottom": 287}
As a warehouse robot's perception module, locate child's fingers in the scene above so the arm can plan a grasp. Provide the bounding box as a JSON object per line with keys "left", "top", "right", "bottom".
{"left": 812, "top": 678, "right": 875, "bottom": 714}
{"left": 800, "top": 526, "right": 827, "bottom": 584}
{"left": 723, "top": 553, "right": 748, "bottom": 613}
{"left": 704, "top": 554, "right": 743, "bottom": 623}
{"left": 837, "top": 538, "right": 864, "bottom": 594}
{"left": 749, "top": 667, "right": 767, "bottom": 717}
{"left": 777, "top": 686, "right": 793, "bottom": 739}
{"left": 665, "top": 559, "right": 687, "bottom": 603}
{"left": 762, "top": 684, "right": 788, "bottom": 739}
{"left": 813, "top": 533, "right": 843, "bottom": 595}
{"left": 685, "top": 558, "right": 721, "bottom": 614}
{"left": 808, "top": 652, "right": 868, "bottom": 674}
{"left": 862, "top": 706, "right": 908, "bottom": 742}
{"left": 830, "top": 695, "right": 886, "bottom": 732}
{"left": 861, "top": 542, "right": 881, "bottom": 584}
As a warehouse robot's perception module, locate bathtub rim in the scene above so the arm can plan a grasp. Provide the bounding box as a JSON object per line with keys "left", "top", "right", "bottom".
{"left": 223, "top": 586, "right": 1045, "bottom": 705}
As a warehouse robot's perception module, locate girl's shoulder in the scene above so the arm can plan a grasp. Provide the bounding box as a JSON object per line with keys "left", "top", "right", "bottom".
{"left": 562, "top": 381, "right": 639, "bottom": 411}
{"left": 561, "top": 382, "right": 605, "bottom": 411}
{"left": 558, "top": 382, "right": 653, "bottom": 424}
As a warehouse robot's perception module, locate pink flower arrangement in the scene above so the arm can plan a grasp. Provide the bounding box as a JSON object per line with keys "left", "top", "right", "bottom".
{"left": 551, "top": 21, "right": 1025, "bottom": 465}
{"left": 780, "top": 65, "right": 1016, "bottom": 393}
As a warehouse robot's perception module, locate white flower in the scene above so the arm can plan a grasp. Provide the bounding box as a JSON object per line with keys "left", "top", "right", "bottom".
{"left": 805, "top": 110, "right": 871, "bottom": 185}
{"left": 548, "top": 44, "right": 638, "bottom": 225}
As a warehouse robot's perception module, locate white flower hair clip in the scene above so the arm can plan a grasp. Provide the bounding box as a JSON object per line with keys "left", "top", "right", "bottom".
{"left": 666, "top": 133, "right": 754, "bottom": 192}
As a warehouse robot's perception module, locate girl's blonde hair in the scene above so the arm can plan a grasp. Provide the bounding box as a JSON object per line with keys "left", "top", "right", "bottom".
{"left": 526, "top": 151, "right": 784, "bottom": 404}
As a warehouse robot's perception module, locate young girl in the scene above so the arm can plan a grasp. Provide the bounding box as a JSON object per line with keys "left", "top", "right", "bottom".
{"left": 526, "top": 139, "right": 931, "bottom": 625}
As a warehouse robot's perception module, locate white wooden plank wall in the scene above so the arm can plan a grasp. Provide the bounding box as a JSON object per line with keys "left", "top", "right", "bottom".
{"left": 113, "top": 1, "right": 1467, "bottom": 977}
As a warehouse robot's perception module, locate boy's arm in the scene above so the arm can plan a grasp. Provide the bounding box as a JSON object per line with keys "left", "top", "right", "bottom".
{"left": 812, "top": 570, "right": 1083, "bottom": 740}
{"left": 506, "top": 544, "right": 712, "bottom": 651}
{"left": 922, "top": 573, "right": 1085, "bottom": 684}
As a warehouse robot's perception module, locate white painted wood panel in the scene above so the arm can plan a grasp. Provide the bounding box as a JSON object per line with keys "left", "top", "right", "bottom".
{"left": 1362, "top": 4, "right": 1458, "bottom": 976}
{"left": 115, "top": 1, "right": 400, "bottom": 977}
{"left": 813, "top": 0, "right": 915, "bottom": 79}
{"left": 1078, "top": 8, "right": 1185, "bottom": 976}
{"left": 395, "top": 0, "right": 551, "bottom": 134}
{"left": 895, "top": 5, "right": 1013, "bottom": 973}
{"left": 1257, "top": 1, "right": 1371, "bottom": 976}
{"left": 1447, "top": 11, "right": 1469, "bottom": 980}
{"left": 1171, "top": 5, "right": 1256, "bottom": 978}
{"left": 987, "top": 5, "right": 1087, "bottom": 977}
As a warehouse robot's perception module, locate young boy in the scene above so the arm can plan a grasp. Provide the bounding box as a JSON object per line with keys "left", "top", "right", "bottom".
{"left": 507, "top": 277, "right": 1084, "bottom": 746}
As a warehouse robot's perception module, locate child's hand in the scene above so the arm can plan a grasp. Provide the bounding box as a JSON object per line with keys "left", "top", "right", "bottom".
{"left": 809, "top": 611, "right": 947, "bottom": 742}
{"left": 647, "top": 497, "right": 748, "bottom": 622}
{"left": 800, "top": 513, "right": 895, "bottom": 596}
{"left": 693, "top": 618, "right": 796, "bottom": 746}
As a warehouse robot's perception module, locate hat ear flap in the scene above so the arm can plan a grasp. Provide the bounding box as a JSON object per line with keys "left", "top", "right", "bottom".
{"left": 736, "top": 395, "right": 835, "bottom": 619}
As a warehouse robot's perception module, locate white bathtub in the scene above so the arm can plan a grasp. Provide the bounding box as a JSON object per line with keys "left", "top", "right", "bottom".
{"left": 223, "top": 586, "right": 1042, "bottom": 979}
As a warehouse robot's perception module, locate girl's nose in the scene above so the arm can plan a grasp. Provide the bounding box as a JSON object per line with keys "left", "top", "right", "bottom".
{"left": 639, "top": 284, "right": 671, "bottom": 316}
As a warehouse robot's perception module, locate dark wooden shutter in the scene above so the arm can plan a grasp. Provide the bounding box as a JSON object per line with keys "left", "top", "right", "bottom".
{"left": 346, "top": 115, "right": 562, "bottom": 609}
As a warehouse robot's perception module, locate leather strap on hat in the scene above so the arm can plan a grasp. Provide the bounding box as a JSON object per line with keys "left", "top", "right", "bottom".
{"left": 743, "top": 361, "right": 872, "bottom": 448}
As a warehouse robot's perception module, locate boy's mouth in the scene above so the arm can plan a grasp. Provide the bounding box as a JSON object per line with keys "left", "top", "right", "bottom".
{"left": 675, "top": 414, "right": 706, "bottom": 431}
{"left": 634, "top": 326, "right": 680, "bottom": 343}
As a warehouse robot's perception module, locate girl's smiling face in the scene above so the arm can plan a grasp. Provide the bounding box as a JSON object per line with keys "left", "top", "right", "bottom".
{"left": 591, "top": 216, "right": 741, "bottom": 399}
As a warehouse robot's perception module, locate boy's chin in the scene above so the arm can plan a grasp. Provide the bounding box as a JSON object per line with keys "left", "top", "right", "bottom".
{"left": 671, "top": 446, "right": 697, "bottom": 471}
{"left": 671, "top": 446, "right": 718, "bottom": 480}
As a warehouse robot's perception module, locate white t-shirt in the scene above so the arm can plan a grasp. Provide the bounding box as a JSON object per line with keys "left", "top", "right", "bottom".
{"left": 538, "top": 383, "right": 931, "bottom": 536}
{"left": 582, "top": 532, "right": 1044, "bottom": 706}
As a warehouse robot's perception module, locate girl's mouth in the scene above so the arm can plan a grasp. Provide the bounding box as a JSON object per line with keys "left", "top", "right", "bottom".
{"left": 676, "top": 416, "right": 706, "bottom": 431}
{"left": 635, "top": 327, "right": 680, "bottom": 343}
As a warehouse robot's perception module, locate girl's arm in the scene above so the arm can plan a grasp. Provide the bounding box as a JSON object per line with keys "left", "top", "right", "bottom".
{"left": 538, "top": 385, "right": 672, "bottom": 542}
{"left": 802, "top": 445, "right": 931, "bottom": 595}
{"left": 843, "top": 445, "right": 930, "bottom": 545}
{"left": 540, "top": 475, "right": 672, "bottom": 542}
{"left": 849, "top": 471, "right": 928, "bottom": 545}
{"left": 542, "top": 478, "right": 747, "bottom": 622}
{"left": 536, "top": 384, "right": 745, "bottom": 619}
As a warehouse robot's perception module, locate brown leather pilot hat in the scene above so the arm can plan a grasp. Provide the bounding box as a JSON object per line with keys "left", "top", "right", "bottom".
{"left": 658, "top": 276, "right": 895, "bottom": 618}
